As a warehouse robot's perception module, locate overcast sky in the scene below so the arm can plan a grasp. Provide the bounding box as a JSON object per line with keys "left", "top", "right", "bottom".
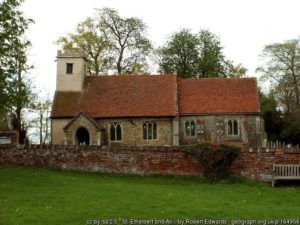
{"left": 21, "top": 0, "right": 300, "bottom": 96}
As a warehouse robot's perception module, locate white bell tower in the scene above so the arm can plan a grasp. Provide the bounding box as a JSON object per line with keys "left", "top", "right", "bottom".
{"left": 56, "top": 50, "right": 88, "bottom": 92}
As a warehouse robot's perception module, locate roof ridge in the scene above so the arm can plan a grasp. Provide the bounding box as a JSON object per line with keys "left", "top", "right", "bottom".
{"left": 86, "top": 74, "right": 176, "bottom": 78}
{"left": 179, "top": 77, "right": 257, "bottom": 80}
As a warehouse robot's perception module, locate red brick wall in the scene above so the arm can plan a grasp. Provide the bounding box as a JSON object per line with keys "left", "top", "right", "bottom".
{"left": 0, "top": 145, "right": 201, "bottom": 176}
{"left": 232, "top": 148, "right": 300, "bottom": 181}
{"left": 1, "top": 145, "right": 300, "bottom": 181}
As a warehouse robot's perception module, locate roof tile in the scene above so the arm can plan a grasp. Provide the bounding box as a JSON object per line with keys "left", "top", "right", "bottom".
{"left": 51, "top": 75, "right": 260, "bottom": 118}
{"left": 51, "top": 75, "right": 177, "bottom": 118}
{"left": 178, "top": 77, "right": 260, "bottom": 114}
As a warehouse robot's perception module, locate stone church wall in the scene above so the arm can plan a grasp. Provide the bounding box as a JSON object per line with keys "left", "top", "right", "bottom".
{"left": 179, "top": 114, "right": 265, "bottom": 148}
{"left": 52, "top": 117, "right": 174, "bottom": 146}
{"left": 51, "top": 119, "right": 71, "bottom": 145}
{"left": 96, "top": 117, "right": 173, "bottom": 146}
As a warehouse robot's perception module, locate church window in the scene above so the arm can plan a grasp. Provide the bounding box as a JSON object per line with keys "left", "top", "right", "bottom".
{"left": 227, "top": 120, "right": 239, "bottom": 135}
{"left": 143, "top": 122, "right": 157, "bottom": 140}
{"left": 185, "top": 120, "right": 196, "bottom": 136}
{"left": 110, "top": 123, "right": 122, "bottom": 141}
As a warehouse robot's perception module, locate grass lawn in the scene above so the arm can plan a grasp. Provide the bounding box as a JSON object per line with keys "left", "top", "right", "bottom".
{"left": 1, "top": 164, "right": 300, "bottom": 225}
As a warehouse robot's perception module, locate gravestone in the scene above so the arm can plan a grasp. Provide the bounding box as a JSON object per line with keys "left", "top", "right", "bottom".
{"left": 0, "top": 131, "right": 18, "bottom": 147}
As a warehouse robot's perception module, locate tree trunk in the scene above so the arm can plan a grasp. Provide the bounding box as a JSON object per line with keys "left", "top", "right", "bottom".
{"left": 16, "top": 63, "right": 23, "bottom": 144}
{"left": 117, "top": 47, "right": 124, "bottom": 75}
{"left": 39, "top": 111, "right": 43, "bottom": 144}
{"left": 44, "top": 111, "right": 49, "bottom": 144}
{"left": 291, "top": 71, "right": 300, "bottom": 107}
{"left": 117, "top": 59, "right": 122, "bottom": 75}
{"left": 15, "top": 107, "right": 22, "bottom": 144}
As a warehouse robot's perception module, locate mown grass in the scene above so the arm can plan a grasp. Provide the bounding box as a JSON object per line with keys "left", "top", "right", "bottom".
{"left": 0, "top": 164, "right": 300, "bottom": 225}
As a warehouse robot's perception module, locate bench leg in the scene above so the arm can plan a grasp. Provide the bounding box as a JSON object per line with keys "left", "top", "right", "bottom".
{"left": 272, "top": 180, "right": 275, "bottom": 187}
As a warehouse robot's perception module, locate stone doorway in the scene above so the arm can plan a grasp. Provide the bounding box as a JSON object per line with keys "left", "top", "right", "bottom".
{"left": 76, "top": 127, "right": 90, "bottom": 145}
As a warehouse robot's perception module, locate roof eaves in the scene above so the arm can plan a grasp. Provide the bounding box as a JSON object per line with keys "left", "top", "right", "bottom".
{"left": 93, "top": 114, "right": 177, "bottom": 119}
{"left": 179, "top": 112, "right": 261, "bottom": 116}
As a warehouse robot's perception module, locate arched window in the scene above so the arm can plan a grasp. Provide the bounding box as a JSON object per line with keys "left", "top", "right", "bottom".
{"left": 233, "top": 120, "right": 238, "bottom": 135}
{"left": 143, "top": 122, "right": 157, "bottom": 140}
{"left": 110, "top": 123, "right": 122, "bottom": 141}
{"left": 228, "top": 120, "right": 233, "bottom": 135}
{"left": 185, "top": 120, "right": 196, "bottom": 136}
{"left": 191, "top": 121, "right": 196, "bottom": 136}
{"left": 185, "top": 121, "right": 190, "bottom": 136}
{"left": 227, "top": 120, "right": 239, "bottom": 136}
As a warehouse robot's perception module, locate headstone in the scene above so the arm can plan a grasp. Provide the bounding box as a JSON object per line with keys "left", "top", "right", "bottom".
{"left": 0, "top": 136, "right": 11, "bottom": 144}
{"left": 0, "top": 131, "right": 18, "bottom": 147}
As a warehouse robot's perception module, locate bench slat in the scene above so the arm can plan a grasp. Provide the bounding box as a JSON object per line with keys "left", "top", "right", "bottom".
{"left": 274, "top": 164, "right": 300, "bottom": 166}
{"left": 272, "top": 164, "right": 300, "bottom": 187}
{"left": 274, "top": 176, "right": 300, "bottom": 180}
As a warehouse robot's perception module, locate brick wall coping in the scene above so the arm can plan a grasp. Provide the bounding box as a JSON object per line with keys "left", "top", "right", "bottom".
{"left": 0, "top": 144, "right": 299, "bottom": 154}
{"left": 13, "top": 144, "right": 182, "bottom": 152}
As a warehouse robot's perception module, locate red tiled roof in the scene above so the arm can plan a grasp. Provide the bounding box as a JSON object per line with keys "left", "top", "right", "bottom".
{"left": 51, "top": 75, "right": 260, "bottom": 118}
{"left": 178, "top": 77, "right": 260, "bottom": 114}
{"left": 51, "top": 74, "right": 177, "bottom": 118}
{"left": 51, "top": 91, "right": 81, "bottom": 117}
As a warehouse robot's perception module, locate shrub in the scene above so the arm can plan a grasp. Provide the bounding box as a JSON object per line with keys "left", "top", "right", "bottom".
{"left": 186, "top": 143, "right": 240, "bottom": 180}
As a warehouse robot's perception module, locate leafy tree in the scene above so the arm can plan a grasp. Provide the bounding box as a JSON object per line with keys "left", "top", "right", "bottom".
{"left": 98, "top": 8, "right": 152, "bottom": 75}
{"left": 7, "top": 41, "right": 35, "bottom": 143}
{"left": 157, "top": 29, "right": 198, "bottom": 78}
{"left": 158, "top": 29, "right": 235, "bottom": 78}
{"left": 197, "top": 30, "right": 234, "bottom": 78}
{"left": 0, "top": 0, "right": 34, "bottom": 143}
{"left": 232, "top": 63, "right": 247, "bottom": 78}
{"left": 281, "top": 110, "right": 300, "bottom": 144}
{"left": 260, "top": 91, "right": 284, "bottom": 142}
{"left": 260, "top": 88, "right": 300, "bottom": 145}
{"left": 57, "top": 18, "right": 111, "bottom": 75}
{"left": 0, "top": 0, "right": 32, "bottom": 125}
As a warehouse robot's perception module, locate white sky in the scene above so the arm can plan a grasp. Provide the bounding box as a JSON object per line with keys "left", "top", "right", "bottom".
{"left": 21, "top": 0, "right": 300, "bottom": 96}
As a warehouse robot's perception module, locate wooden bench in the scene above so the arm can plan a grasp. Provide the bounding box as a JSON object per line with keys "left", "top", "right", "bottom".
{"left": 272, "top": 164, "right": 300, "bottom": 187}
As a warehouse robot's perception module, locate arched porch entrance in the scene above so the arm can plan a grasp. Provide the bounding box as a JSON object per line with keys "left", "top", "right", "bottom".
{"left": 76, "top": 127, "right": 90, "bottom": 145}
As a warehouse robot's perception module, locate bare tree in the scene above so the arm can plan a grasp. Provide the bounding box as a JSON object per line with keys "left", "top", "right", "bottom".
{"left": 31, "top": 96, "right": 52, "bottom": 144}
{"left": 98, "top": 8, "right": 152, "bottom": 74}
{"left": 257, "top": 39, "right": 300, "bottom": 111}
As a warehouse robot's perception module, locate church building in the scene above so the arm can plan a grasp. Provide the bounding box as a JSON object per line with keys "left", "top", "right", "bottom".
{"left": 51, "top": 50, "right": 266, "bottom": 147}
